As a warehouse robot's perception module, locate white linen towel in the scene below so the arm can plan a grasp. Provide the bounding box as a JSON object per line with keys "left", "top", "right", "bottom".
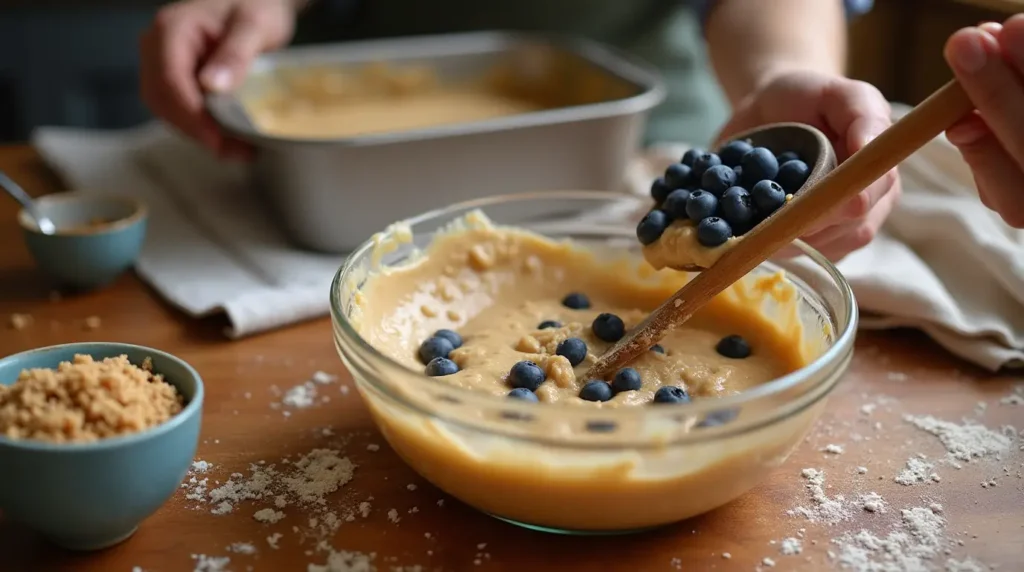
{"left": 30, "top": 105, "right": 1024, "bottom": 370}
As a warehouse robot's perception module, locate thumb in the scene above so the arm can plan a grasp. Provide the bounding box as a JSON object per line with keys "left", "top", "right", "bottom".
{"left": 199, "top": 12, "right": 268, "bottom": 93}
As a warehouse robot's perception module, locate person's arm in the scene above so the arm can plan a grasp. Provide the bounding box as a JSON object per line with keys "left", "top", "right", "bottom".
{"left": 701, "top": 0, "right": 898, "bottom": 262}
{"left": 704, "top": 0, "right": 849, "bottom": 107}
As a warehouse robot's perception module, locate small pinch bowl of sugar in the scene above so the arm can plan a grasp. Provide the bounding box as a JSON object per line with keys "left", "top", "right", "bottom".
{"left": 17, "top": 192, "right": 148, "bottom": 291}
{"left": 0, "top": 342, "right": 203, "bottom": 551}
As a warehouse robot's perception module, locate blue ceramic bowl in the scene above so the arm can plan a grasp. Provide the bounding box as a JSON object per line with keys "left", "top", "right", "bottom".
{"left": 18, "top": 192, "right": 148, "bottom": 290}
{"left": 0, "top": 343, "right": 204, "bottom": 551}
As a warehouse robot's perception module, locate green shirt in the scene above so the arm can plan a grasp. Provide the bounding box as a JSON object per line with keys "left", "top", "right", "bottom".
{"left": 293, "top": 0, "right": 730, "bottom": 146}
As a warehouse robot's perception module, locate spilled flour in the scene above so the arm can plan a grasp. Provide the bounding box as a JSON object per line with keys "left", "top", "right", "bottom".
{"left": 307, "top": 546, "right": 377, "bottom": 572}
{"left": 895, "top": 457, "right": 940, "bottom": 486}
{"left": 201, "top": 448, "right": 354, "bottom": 518}
{"left": 832, "top": 505, "right": 948, "bottom": 572}
{"left": 306, "top": 543, "right": 423, "bottom": 572}
{"left": 823, "top": 444, "right": 846, "bottom": 455}
{"left": 904, "top": 416, "right": 1011, "bottom": 463}
{"left": 227, "top": 542, "right": 257, "bottom": 555}
{"left": 276, "top": 371, "right": 340, "bottom": 411}
{"left": 857, "top": 492, "right": 887, "bottom": 514}
{"left": 178, "top": 446, "right": 358, "bottom": 542}
{"left": 998, "top": 385, "right": 1023, "bottom": 406}
{"left": 945, "top": 557, "right": 990, "bottom": 571}
{"left": 780, "top": 537, "right": 803, "bottom": 555}
{"left": 774, "top": 394, "right": 1016, "bottom": 572}
{"left": 787, "top": 468, "right": 852, "bottom": 524}
{"left": 192, "top": 554, "right": 230, "bottom": 572}
{"left": 175, "top": 431, "right": 408, "bottom": 571}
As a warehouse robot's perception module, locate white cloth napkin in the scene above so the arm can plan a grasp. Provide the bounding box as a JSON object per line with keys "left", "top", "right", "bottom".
{"left": 31, "top": 123, "right": 342, "bottom": 337}
{"left": 31, "top": 106, "right": 1024, "bottom": 370}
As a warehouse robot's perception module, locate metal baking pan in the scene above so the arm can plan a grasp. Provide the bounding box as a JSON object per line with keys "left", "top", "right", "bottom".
{"left": 206, "top": 30, "right": 666, "bottom": 253}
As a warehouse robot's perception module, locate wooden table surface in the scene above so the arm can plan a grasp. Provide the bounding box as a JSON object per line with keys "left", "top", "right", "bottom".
{"left": 0, "top": 145, "right": 1021, "bottom": 572}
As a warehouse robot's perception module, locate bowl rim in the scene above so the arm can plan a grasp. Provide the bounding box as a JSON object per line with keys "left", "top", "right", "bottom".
{"left": 329, "top": 190, "right": 858, "bottom": 444}
{"left": 0, "top": 342, "right": 204, "bottom": 451}
{"left": 17, "top": 192, "right": 148, "bottom": 237}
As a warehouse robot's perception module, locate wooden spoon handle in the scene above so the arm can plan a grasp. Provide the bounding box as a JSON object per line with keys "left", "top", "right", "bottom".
{"left": 585, "top": 80, "right": 974, "bottom": 380}
{"left": 764, "top": 80, "right": 973, "bottom": 245}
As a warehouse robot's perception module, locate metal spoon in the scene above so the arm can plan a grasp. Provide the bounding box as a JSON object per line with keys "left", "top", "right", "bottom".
{"left": 0, "top": 169, "right": 56, "bottom": 234}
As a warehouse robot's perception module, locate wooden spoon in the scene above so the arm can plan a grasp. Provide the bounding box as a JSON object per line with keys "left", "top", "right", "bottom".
{"left": 585, "top": 79, "right": 974, "bottom": 380}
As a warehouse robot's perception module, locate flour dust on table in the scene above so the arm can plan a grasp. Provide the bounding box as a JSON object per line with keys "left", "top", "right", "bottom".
{"left": 757, "top": 363, "right": 1020, "bottom": 571}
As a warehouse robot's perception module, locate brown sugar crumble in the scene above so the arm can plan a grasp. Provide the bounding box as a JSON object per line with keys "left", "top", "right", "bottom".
{"left": 8, "top": 313, "right": 33, "bottom": 330}
{"left": 0, "top": 354, "right": 183, "bottom": 443}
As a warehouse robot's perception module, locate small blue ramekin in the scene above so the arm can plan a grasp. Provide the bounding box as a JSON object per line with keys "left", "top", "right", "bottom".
{"left": 18, "top": 192, "right": 148, "bottom": 291}
{"left": 0, "top": 342, "right": 204, "bottom": 551}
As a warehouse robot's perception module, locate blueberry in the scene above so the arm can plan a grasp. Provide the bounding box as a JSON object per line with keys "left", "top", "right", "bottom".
{"left": 636, "top": 209, "right": 670, "bottom": 246}
{"left": 650, "top": 177, "right": 671, "bottom": 203}
{"left": 716, "top": 335, "right": 751, "bottom": 359}
{"left": 507, "top": 387, "right": 539, "bottom": 402}
{"left": 418, "top": 337, "right": 454, "bottom": 364}
{"left": 681, "top": 148, "right": 704, "bottom": 167}
{"left": 662, "top": 189, "right": 692, "bottom": 220}
{"left": 592, "top": 313, "right": 625, "bottom": 342}
{"left": 691, "top": 152, "right": 722, "bottom": 180}
{"left": 611, "top": 367, "right": 643, "bottom": 393}
{"left": 538, "top": 320, "right": 562, "bottom": 330}
{"left": 776, "top": 151, "right": 800, "bottom": 165}
{"left": 701, "top": 164, "right": 738, "bottom": 197}
{"left": 556, "top": 337, "right": 588, "bottom": 367}
{"left": 562, "top": 292, "right": 590, "bottom": 310}
{"left": 740, "top": 147, "right": 780, "bottom": 187}
{"left": 509, "top": 360, "right": 546, "bottom": 390}
{"left": 653, "top": 386, "right": 690, "bottom": 404}
{"left": 718, "top": 139, "right": 754, "bottom": 167}
{"left": 425, "top": 357, "right": 459, "bottom": 376}
{"left": 650, "top": 344, "right": 665, "bottom": 354}
{"left": 776, "top": 159, "right": 811, "bottom": 192}
{"left": 586, "top": 420, "right": 617, "bottom": 432}
{"left": 719, "top": 186, "right": 756, "bottom": 234}
{"left": 697, "top": 408, "right": 739, "bottom": 427}
{"left": 664, "top": 163, "right": 693, "bottom": 190}
{"left": 501, "top": 410, "right": 534, "bottom": 422}
{"left": 685, "top": 190, "right": 719, "bottom": 222}
{"left": 696, "top": 217, "right": 733, "bottom": 247}
{"left": 433, "top": 329, "right": 463, "bottom": 349}
{"left": 732, "top": 165, "right": 743, "bottom": 183}
{"left": 751, "top": 180, "right": 787, "bottom": 216}
{"left": 579, "top": 380, "right": 613, "bottom": 402}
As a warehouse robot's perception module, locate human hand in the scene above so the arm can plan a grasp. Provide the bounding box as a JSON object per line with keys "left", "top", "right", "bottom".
{"left": 944, "top": 15, "right": 1024, "bottom": 228}
{"left": 716, "top": 70, "right": 900, "bottom": 261}
{"left": 139, "top": 0, "right": 300, "bottom": 159}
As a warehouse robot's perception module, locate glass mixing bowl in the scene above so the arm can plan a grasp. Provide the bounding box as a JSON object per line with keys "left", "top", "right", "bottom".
{"left": 330, "top": 191, "right": 857, "bottom": 534}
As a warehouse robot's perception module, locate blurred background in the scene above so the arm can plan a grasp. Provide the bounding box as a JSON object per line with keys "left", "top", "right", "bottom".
{"left": 0, "top": 0, "right": 1018, "bottom": 143}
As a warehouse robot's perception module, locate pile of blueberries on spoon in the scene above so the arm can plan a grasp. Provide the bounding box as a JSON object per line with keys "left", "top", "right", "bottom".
{"left": 637, "top": 139, "right": 811, "bottom": 248}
